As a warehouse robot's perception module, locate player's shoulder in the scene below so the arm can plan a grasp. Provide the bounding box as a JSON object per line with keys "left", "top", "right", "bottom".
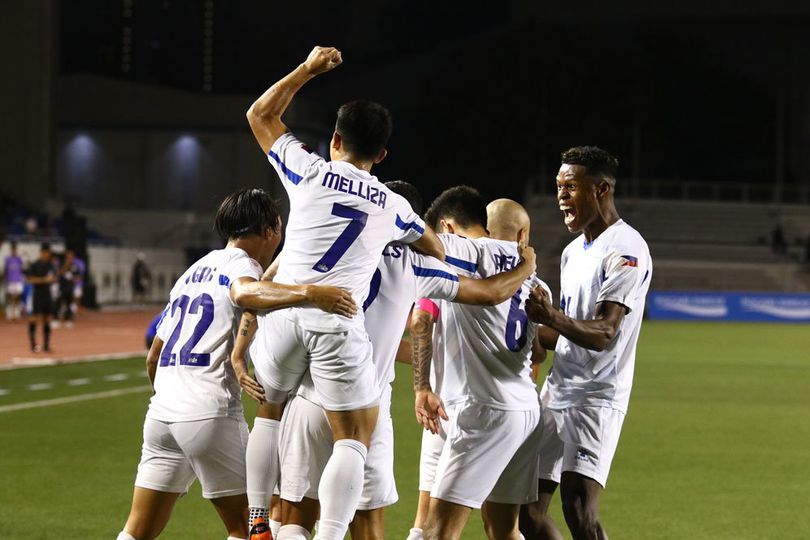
{"left": 475, "top": 237, "right": 519, "bottom": 255}
{"left": 605, "top": 220, "right": 650, "bottom": 257}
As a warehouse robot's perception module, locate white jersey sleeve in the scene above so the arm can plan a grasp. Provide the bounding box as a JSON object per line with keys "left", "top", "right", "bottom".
{"left": 221, "top": 252, "right": 263, "bottom": 306}
{"left": 437, "top": 233, "right": 483, "bottom": 277}
{"left": 410, "top": 251, "right": 460, "bottom": 302}
{"left": 597, "top": 250, "right": 645, "bottom": 313}
{"left": 267, "top": 133, "right": 326, "bottom": 191}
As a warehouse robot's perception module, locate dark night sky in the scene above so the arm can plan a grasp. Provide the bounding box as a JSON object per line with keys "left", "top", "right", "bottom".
{"left": 59, "top": 1, "right": 810, "bottom": 202}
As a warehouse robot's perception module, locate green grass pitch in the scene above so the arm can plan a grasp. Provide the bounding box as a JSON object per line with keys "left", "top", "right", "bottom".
{"left": 1, "top": 321, "right": 808, "bottom": 539}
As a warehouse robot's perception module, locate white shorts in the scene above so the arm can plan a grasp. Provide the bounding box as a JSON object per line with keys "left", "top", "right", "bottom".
{"left": 536, "top": 406, "right": 625, "bottom": 488}
{"left": 430, "top": 401, "right": 541, "bottom": 508}
{"left": 6, "top": 282, "right": 23, "bottom": 296}
{"left": 252, "top": 310, "right": 380, "bottom": 411}
{"left": 417, "top": 404, "right": 458, "bottom": 493}
{"left": 135, "top": 416, "right": 249, "bottom": 499}
{"left": 278, "top": 386, "right": 398, "bottom": 510}
{"left": 73, "top": 286, "right": 83, "bottom": 299}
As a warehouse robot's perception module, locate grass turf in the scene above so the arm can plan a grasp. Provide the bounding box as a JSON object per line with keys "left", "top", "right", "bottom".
{"left": 0, "top": 321, "right": 808, "bottom": 539}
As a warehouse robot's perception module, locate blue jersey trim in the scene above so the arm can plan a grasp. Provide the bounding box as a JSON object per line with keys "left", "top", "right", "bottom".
{"left": 395, "top": 215, "right": 425, "bottom": 235}
{"left": 268, "top": 149, "right": 304, "bottom": 185}
{"left": 445, "top": 256, "right": 478, "bottom": 273}
{"left": 363, "top": 268, "right": 383, "bottom": 312}
{"left": 411, "top": 265, "right": 459, "bottom": 282}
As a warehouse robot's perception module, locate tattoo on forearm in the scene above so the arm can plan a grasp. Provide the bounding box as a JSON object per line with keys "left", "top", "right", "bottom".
{"left": 239, "top": 316, "right": 255, "bottom": 337}
{"left": 412, "top": 315, "right": 433, "bottom": 391}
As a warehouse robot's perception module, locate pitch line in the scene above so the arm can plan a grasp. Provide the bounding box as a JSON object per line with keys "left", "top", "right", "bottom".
{"left": 0, "top": 385, "right": 151, "bottom": 413}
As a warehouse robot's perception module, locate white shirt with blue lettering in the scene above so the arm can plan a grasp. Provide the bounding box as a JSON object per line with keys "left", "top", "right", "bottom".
{"left": 298, "top": 243, "right": 460, "bottom": 402}
{"left": 432, "top": 234, "right": 551, "bottom": 411}
{"left": 539, "top": 219, "right": 652, "bottom": 413}
{"left": 148, "top": 247, "right": 262, "bottom": 422}
{"left": 267, "top": 133, "right": 425, "bottom": 333}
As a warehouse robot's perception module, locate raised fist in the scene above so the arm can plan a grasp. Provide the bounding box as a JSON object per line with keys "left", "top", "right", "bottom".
{"left": 303, "top": 46, "right": 343, "bottom": 76}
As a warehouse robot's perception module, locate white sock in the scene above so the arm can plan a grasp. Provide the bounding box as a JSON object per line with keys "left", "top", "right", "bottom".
{"left": 270, "top": 519, "right": 282, "bottom": 539}
{"left": 278, "top": 524, "right": 310, "bottom": 539}
{"left": 406, "top": 527, "right": 424, "bottom": 540}
{"left": 246, "top": 418, "right": 280, "bottom": 525}
{"left": 316, "top": 439, "right": 368, "bottom": 540}
{"left": 116, "top": 533, "right": 136, "bottom": 540}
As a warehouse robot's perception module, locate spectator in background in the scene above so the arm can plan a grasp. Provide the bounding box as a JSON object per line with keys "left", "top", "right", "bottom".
{"left": 3, "top": 241, "right": 25, "bottom": 321}
{"left": 771, "top": 224, "right": 787, "bottom": 255}
{"left": 72, "top": 253, "right": 86, "bottom": 313}
{"left": 25, "top": 243, "right": 57, "bottom": 352}
{"left": 58, "top": 249, "right": 82, "bottom": 327}
{"left": 131, "top": 253, "right": 151, "bottom": 303}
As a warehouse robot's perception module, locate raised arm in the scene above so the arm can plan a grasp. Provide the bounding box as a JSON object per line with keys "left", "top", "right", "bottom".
{"left": 526, "top": 286, "right": 625, "bottom": 352}
{"left": 246, "top": 46, "right": 342, "bottom": 154}
{"left": 409, "top": 226, "right": 445, "bottom": 261}
{"left": 453, "top": 245, "right": 537, "bottom": 305}
{"left": 229, "top": 277, "right": 357, "bottom": 317}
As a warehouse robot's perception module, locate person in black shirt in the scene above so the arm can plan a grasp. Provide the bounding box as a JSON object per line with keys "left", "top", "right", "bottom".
{"left": 26, "top": 243, "right": 56, "bottom": 352}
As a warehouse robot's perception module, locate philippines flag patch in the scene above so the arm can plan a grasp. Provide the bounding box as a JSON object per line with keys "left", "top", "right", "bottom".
{"left": 621, "top": 255, "right": 638, "bottom": 267}
{"left": 300, "top": 144, "right": 313, "bottom": 153}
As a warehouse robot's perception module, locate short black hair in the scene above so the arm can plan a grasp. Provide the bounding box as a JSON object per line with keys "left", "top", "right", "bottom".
{"left": 561, "top": 146, "right": 619, "bottom": 182}
{"left": 214, "top": 188, "right": 281, "bottom": 240}
{"left": 424, "top": 185, "right": 487, "bottom": 230}
{"left": 335, "top": 100, "right": 393, "bottom": 160}
{"left": 385, "top": 180, "right": 423, "bottom": 216}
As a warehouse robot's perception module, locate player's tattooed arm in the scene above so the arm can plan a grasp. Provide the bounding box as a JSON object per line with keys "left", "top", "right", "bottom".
{"left": 145, "top": 336, "right": 164, "bottom": 390}
{"left": 526, "top": 286, "right": 626, "bottom": 351}
{"left": 412, "top": 307, "right": 448, "bottom": 434}
{"left": 247, "top": 46, "right": 342, "bottom": 154}
{"left": 231, "top": 310, "right": 266, "bottom": 403}
{"left": 230, "top": 277, "right": 357, "bottom": 317}
{"left": 454, "top": 245, "right": 538, "bottom": 305}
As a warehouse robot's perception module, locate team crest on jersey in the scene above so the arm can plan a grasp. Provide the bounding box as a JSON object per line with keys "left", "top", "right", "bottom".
{"left": 300, "top": 143, "right": 313, "bottom": 153}
{"left": 621, "top": 255, "right": 638, "bottom": 267}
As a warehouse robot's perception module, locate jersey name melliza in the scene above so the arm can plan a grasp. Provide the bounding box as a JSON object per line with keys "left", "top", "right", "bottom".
{"left": 322, "top": 172, "right": 387, "bottom": 208}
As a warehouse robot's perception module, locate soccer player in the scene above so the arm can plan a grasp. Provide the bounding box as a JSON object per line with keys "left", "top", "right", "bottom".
{"left": 25, "top": 243, "right": 57, "bottom": 352}
{"left": 411, "top": 189, "right": 551, "bottom": 540}
{"left": 57, "top": 249, "right": 81, "bottom": 326}
{"left": 522, "top": 147, "right": 652, "bottom": 540}
{"left": 3, "top": 240, "right": 24, "bottom": 321}
{"left": 244, "top": 46, "right": 444, "bottom": 540}
{"left": 116, "top": 188, "right": 357, "bottom": 540}
{"left": 233, "top": 181, "right": 537, "bottom": 540}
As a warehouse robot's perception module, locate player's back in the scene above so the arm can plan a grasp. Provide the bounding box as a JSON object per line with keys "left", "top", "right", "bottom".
{"left": 268, "top": 133, "right": 424, "bottom": 333}
{"left": 543, "top": 219, "right": 652, "bottom": 412}
{"left": 436, "top": 234, "right": 547, "bottom": 411}
{"left": 148, "top": 247, "right": 261, "bottom": 422}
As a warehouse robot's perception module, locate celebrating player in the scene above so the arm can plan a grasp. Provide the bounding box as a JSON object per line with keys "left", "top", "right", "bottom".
{"left": 232, "top": 180, "right": 537, "bottom": 540}
{"left": 410, "top": 188, "right": 552, "bottom": 540}
{"left": 116, "top": 188, "right": 357, "bottom": 540}
{"left": 244, "top": 46, "right": 445, "bottom": 540}
{"left": 521, "top": 147, "right": 652, "bottom": 540}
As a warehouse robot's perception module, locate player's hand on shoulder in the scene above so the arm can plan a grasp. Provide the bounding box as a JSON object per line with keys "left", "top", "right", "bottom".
{"left": 519, "top": 245, "right": 537, "bottom": 274}
{"left": 303, "top": 46, "right": 342, "bottom": 76}
{"left": 526, "top": 284, "right": 554, "bottom": 324}
{"left": 414, "top": 389, "right": 448, "bottom": 435}
{"left": 305, "top": 285, "right": 357, "bottom": 318}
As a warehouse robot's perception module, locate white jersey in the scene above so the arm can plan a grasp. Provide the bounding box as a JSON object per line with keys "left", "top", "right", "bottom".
{"left": 432, "top": 234, "right": 550, "bottom": 411}
{"left": 148, "top": 247, "right": 262, "bottom": 422}
{"left": 540, "top": 219, "right": 652, "bottom": 413}
{"left": 298, "top": 243, "right": 461, "bottom": 402}
{"left": 267, "top": 133, "right": 425, "bottom": 333}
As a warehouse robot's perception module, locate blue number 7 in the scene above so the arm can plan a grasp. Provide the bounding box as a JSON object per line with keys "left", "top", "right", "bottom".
{"left": 312, "top": 203, "right": 369, "bottom": 273}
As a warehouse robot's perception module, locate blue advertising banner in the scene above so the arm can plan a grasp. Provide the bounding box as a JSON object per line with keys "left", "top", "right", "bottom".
{"left": 647, "top": 292, "right": 810, "bottom": 322}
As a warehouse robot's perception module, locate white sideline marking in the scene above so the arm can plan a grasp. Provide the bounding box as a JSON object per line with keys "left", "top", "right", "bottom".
{"left": 0, "top": 386, "right": 151, "bottom": 413}
{"left": 1, "top": 350, "right": 147, "bottom": 371}
{"left": 28, "top": 383, "right": 53, "bottom": 391}
{"left": 103, "top": 373, "right": 129, "bottom": 382}
{"left": 0, "top": 389, "right": 9, "bottom": 395}
{"left": 67, "top": 378, "right": 91, "bottom": 386}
